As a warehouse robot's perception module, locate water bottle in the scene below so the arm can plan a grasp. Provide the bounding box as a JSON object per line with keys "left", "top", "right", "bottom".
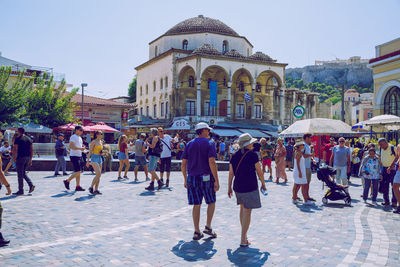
{"left": 261, "top": 188, "right": 268, "bottom": 196}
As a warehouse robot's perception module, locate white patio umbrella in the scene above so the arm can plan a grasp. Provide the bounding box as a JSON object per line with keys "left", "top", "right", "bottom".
{"left": 279, "top": 118, "right": 354, "bottom": 138}
{"left": 363, "top": 114, "right": 400, "bottom": 126}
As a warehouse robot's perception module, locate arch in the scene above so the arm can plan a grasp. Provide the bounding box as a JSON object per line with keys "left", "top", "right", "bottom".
{"left": 256, "top": 70, "right": 282, "bottom": 93}
{"left": 178, "top": 65, "right": 196, "bottom": 88}
{"left": 200, "top": 65, "right": 229, "bottom": 88}
{"left": 375, "top": 80, "right": 400, "bottom": 107}
{"left": 384, "top": 86, "right": 400, "bottom": 116}
{"left": 182, "top": 39, "right": 188, "bottom": 50}
{"left": 222, "top": 40, "right": 229, "bottom": 54}
{"left": 231, "top": 68, "right": 254, "bottom": 93}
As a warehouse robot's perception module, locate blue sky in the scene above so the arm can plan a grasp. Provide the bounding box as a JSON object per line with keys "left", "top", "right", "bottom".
{"left": 0, "top": 0, "right": 399, "bottom": 98}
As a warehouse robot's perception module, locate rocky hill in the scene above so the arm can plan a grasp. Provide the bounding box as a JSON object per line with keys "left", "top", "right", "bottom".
{"left": 286, "top": 62, "right": 373, "bottom": 89}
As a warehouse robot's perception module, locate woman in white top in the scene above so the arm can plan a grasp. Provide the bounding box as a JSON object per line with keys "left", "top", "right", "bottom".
{"left": 292, "top": 141, "right": 311, "bottom": 205}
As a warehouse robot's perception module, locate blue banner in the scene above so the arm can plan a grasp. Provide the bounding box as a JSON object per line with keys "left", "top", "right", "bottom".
{"left": 210, "top": 81, "right": 217, "bottom": 107}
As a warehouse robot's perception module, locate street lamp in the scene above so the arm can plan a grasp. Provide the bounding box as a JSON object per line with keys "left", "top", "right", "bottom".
{"left": 81, "top": 83, "right": 88, "bottom": 124}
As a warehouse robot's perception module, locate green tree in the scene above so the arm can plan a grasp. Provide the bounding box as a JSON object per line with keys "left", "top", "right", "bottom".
{"left": 24, "top": 74, "right": 78, "bottom": 128}
{"left": 128, "top": 76, "right": 136, "bottom": 103}
{"left": 0, "top": 66, "right": 31, "bottom": 126}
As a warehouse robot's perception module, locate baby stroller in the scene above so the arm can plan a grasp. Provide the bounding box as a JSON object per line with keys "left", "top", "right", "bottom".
{"left": 317, "top": 165, "right": 352, "bottom": 206}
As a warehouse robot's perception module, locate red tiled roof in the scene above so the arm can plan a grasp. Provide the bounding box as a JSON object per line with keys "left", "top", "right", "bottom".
{"left": 72, "top": 94, "right": 135, "bottom": 108}
{"left": 369, "top": 49, "right": 400, "bottom": 64}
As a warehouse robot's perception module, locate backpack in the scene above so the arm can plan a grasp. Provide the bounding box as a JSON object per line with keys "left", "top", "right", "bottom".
{"left": 152, "top": 139, "right": 163, "bottom": 154}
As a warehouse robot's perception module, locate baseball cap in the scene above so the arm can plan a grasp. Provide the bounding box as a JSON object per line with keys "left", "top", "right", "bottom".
{"left": 195, "top": 122, "right": 212, "bottom": 131}
{"left": 57, "top": 133, "right": 64, "bottom": 137}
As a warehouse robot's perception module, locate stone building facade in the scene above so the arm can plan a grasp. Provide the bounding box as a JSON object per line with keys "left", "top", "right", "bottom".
{"left": 135, "top": 15, "right": 319, "bottom": 126}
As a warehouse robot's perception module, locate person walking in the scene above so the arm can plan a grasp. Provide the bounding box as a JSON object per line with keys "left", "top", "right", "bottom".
{"left": 359, "top": 148, "right": 381, "bottom": 205}
{"left": 219, "top": 139, "right": 226, "bottom": 161}
{"left": 0, "top": 156, "right": 11, "bottom": 246}
{"left": 323, "top": 137, "right": 336, "bottom": 164}
{"left": 228, "top": 133, "right": 266, "bottom": 247}
{"left": 54, "top": 133, "right": 68, "bottom": 176}
{"left": 117, "top": 135, "right": 130, "bottom": 180}
{"left": 158, "top": 128, "right": 173, "bottom": 187}
{"left": 181, "top": 122, "right": 220, "bottom": 241}
{"left": 329, "top": 137, "right": 351, "bottom": 189}
{"left": 0, "top": 141, "right": 11, "bottom": 173}
{"left": 274, "top": 138, "right": 287, "bottom": 184}
{"left": 145, "top": 128, "right": 164, "bottom": 191}
{"left": 378, "top": 138, "right": 399, "bottom": 207}
{"left": 133, "top": 133, "right": 149, "bottom": 182}
{"left": 292, "top": 141, "right": 311, "bottom": 205}
{"left": 102, "top": 143, "right": 112, "bottom": 172}
{"left": 12, "top": 128, "right": 35, "bottom": 195}
{"left": 285, "top": 140, "right": 294, "bottom": 171}
{"left": 260, "top": 138, "right": 273, "bottom": 180}
{"left": 176, "top": 139, "right": 185, "bottom": 160}
{"left": 303, "top": 133, "right": 316, "bottom": 202}
{"left": 393, "top": 157, "right": 400, "bottom": 214}
{"left": 63, "top": 126, "right": 86, "bottom": 192}
{"left": 87, "top": 131, "right": 104, "bottom": 195}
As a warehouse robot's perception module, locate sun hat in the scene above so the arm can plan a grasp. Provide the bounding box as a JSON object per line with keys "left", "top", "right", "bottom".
{"left": 294, "top": 140, "right": 305, "bottom": 147}
{"left": 195, "top": 122, "right": 212, "bottom": 131}
{"left": 238, "top": 133, "right": 257, "bottom": 149}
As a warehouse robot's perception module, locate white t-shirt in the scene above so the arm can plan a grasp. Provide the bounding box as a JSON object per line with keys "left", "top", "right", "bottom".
{"left": 0, "top": 146, "right": 11, "bottom": 153}
{"left": 160, "top": 135, "right": 172, "bottom": 158}
{"left": 69, "top": 134, "right": 83, "bottom": 157}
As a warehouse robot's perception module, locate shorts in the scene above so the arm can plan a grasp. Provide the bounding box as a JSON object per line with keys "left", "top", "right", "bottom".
{"left": 335, "top": 166, "right": 348, "bottom": 179}
{"left": 118, "top": 152, "right": 127, "bottom": 160}
{"left": 306, "top": 168, "right": 312, "bottom": 183}
{"left": 187, "top": 175, "right": 216, "bottom": 205}
{"left": 70, "top": 156, "right": 83, "bottom": 173}
{"left": 394, "top": 171, "right": 400, "bottom": 184}
{"left": 235, "top": 190, "right": 261, "bottom": 209}
{"left": 135, "top": 155, "right": 147, "bottom": 167}
{"left": 91, "top": 154, "right": 103, "bottom": 165}
{"left": 262, "top": 158, "right": 272, "bottom": 167}
{"left": 160, "top": 157, "right": 171, "bottom": 173}
{"left": 286, "top": 156, "right": 293, "bottom": 162}
{"left": 148, "top": 155, "right": 159, "bottom": 171}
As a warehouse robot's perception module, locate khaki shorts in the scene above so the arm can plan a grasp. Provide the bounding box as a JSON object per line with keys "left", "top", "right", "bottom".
{"left": 306, "top": 168, "right": 312, "bottom": 183}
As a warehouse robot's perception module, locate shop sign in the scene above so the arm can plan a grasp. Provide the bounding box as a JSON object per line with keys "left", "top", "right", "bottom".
{"left": 91, "top": 110, "right": 121, "bottom": 121}
{"left": 293, "top": 105, "right": 305, "bottom": 118}
{"left": 171, "top": 119, "right": 190, "bottom": 130}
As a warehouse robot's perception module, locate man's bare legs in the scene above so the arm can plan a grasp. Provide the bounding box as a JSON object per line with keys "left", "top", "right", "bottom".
{"left": 192, "top": 203, "right": 215, "bottom": 234}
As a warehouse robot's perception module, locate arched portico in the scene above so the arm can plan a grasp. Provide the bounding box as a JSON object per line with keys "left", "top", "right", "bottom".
{"left": 231, "top": 68, "right": 254, "bottom": 119}
{"left": 255, "top": 70, "right": 282, "bottom": 120}
{"left": 375, "top": 80, "right": 400, "bottom": 115}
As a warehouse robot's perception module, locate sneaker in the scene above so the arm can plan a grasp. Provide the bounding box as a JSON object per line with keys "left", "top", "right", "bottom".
{"left": 89, "top": 187, "right": 94, "bottom": 194}
{"left": 308, "top": 197, "right": 316, "bottom": 202}
{"left": 54, "top": 173, "right": 60, "bottom": 176}
{"left": 0, "top": 233, "right": 10, "bottom": 247}
{"left": 117, "top": 177, "right": 123, "bottom": 180}
{"left": 123, "top": 176, "right": 129, "bottom": 179}
{"left": 145, "top": 182, "right": 155, "bottom": 191}
{"left": 166, "top": 179, "right": 169, "bottom": 188}
{"left": 393, "top": 208, "right": 400, "bottom": 214}
{"left": 12, "top": 191, "right": 23, "bottom": 196}
{"left": 75, "top": 186, "right": 85, "bottom": 191}
{"left": 372, "top": 201, "right": 377, "bottom": 205}
{"left": 63, "top": 180, "right": 70, "bottom": 190}
{"left": 157, "top": 180, "right": 164, "bottom": 190}
{"left": 94, "top": 190, "right": 102, "bottom": 195}
{"left": 63, "top": 172, "right": 68, "bottom": 176}
{"left": 28, "top": 185, "right": 35, "bottom": 194}
{"left": 292, "top": 199, "right": 299, "bottom": 204}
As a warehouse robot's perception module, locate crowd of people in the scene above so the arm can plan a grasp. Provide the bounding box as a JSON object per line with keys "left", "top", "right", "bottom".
{"left": 2, "top": 123, "right": 400, "bottom": 247}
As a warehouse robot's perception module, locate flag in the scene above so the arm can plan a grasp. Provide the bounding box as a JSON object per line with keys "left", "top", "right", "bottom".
{"left": 244, "top": 91, "right": 251, "bottom": 102}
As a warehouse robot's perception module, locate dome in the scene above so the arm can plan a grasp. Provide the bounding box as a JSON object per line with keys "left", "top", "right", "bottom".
{"left": 192, "top": 44, "right": 222, "bottom": 56}
{"left": 224, "top": 49, "right": 245, "bottom": 58}
{"left": 248, "top": 51, "right": 275, "bottom": 62}
{"left": 165, "top": 15, "right": 239, "bottom": 37}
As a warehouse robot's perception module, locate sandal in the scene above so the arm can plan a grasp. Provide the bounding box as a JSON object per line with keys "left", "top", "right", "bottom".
{"left": 240, "top": 239, "right": 251, "bottom": 247}
{"left": 193, "top": 231, "right": 204, "bottom": 241}
{"left": 203, "top": 226, "right": 217, "bottom": 238}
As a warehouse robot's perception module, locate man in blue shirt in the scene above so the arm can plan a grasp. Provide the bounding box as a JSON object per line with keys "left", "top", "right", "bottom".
{"left": 181, "top": 122, "right": 220, "bottom": 241}
{"left": 54, "top": 133, "right": 68, "bottom": 176}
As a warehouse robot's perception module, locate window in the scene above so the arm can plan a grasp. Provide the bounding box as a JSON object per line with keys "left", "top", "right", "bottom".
{"left": 182, "top": 40, "right": 188, "bottom": 50}
{"left": 155, "top": 46, "right": 158, "bottom": 56}
{"left": 140, "top": 86, "right": 143, "bottom": 96}
{"left": 205, "top": 101, "right": 215, "bottom": 116}
{"left": 352, "top": 97, "right": 355, "bottom": 101}
{"left": 368, "top": 112, "right": 373, "bottom": 118}
{"left": 255, "top": 105, "right": 262, "bottom": 119}
{"left": 153, "top": 81, "right": 156, "bottom": 92}
{"left": 348, "top": 97, "right": 351, "bottom": 101}
{"left": 146, "top": 84, "right": 148, "bottom": 94}
{"left": 140, "top": 107, "right": 143, "bottom": 116}
{"left": 165, "top": 76, "right": 168, "bottom": 88}
{"left": 256, "top": 82, "right": 261, "bottom": 93}
{"left": 146, "top": 106, "right": 149, "bottom": 117}
{"left": 161, "top": 102, "right": 164, "bottom": 117}
{"left": 356, "top": 110, "right": 359, "bottom": 115}
{"left": 207, "top": 78, "right": 212, "bottom": 89}
{"left": 236, "top": 104, "right": 244, "bottom": 118}
{"left": 166, "top": 101, "right": 169, "bottom": 117}
{"left": 188, "top": 76, "right": 195, "bottom": 87}
{"left": 186, "top": 100, "right": 196, "bottom": 115}
{"left": 222, "top": 40, "right": 228, "bottom": 54}
{"left": 239, "top": 81, "right": 244, "bottom": 92}
{"left": 160, "top": 78, "right": 163, "bottom": 89}
{"left": 223, "top": 77, "right": 227, "bottom": 86}
{"left": 384, "top": 86, "right": 400, "bottom": 116}
{"left": 153, "top": 104, "right": 157, "bottom": 118}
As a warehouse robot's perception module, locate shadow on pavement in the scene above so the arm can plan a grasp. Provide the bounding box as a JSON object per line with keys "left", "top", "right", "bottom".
{"left": 128, "top": 181, "right": 145, "bottom": 184}
{"left": 323, "top": 203, "right": 351, "bottom": 209}
{"left": 295, "top": 203, "right": 323, "bottom": 213}
{"left": 51, "top": 191, "right": 76, "bottom": 198}
{"left": 139, "top": 191, "right": 156, "bottom": 196}
{"left": 0, "top": 195, "right": 17, "bottom": 201}
{"left": 74, "top": 194, "right": 95, "bottom": 201}
{"left": 171, "top": 239, "right": 216, "bottom": 262}
{"left": 348, "top": 183, "right": 362, "bottom": 187}
{"left": 43, "top": 175, "right": 57, "bottom": 179}
{"left": 227, "top": 247, "right": 269, "bottom": 267}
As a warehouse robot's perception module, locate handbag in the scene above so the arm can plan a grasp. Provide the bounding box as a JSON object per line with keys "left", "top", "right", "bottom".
{"left": 234, "top": 150, "right": 251, "bottom": 176}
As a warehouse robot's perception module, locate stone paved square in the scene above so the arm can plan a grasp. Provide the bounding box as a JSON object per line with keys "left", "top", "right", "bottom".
{"left": 0, "top": 167, "right": 399, "bottom": 266}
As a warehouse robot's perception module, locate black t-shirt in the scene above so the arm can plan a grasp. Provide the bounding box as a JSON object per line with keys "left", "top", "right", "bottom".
{"left": 148, "top": 137, "right": 161, "bottom": 157}
{"left": 15, "top": 135, "right": 32, "bottom": 159}
{"left": 253, "top": 142, "right": 261, "bottom": 152}
{"left": 230, "top": 149, "right": 259, "bottom": 193}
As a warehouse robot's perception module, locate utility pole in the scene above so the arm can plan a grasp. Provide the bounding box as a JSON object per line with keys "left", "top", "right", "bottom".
{"left": 81, "top": 83, "right": 88, "bottom": 124}
{"left": 341, "top": 85, "right": 345, "bottom": 122}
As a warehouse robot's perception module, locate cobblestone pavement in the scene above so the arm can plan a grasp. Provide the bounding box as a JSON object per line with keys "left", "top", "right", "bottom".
{"left": 0, "top": 166, "right": 399, "bottom": 266}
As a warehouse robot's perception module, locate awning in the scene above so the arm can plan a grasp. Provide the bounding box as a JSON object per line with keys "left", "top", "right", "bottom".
{"left": 212, "top": 129, "right": 242, "bottom": 137}
{"left": 238, "top": 129, "right": 271, "bottom": 138}
{"left": 262, "top": 131, "right": 278, "bottom": 137}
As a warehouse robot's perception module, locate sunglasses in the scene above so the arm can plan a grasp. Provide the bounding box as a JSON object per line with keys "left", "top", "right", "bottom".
{"left": 339, "top": 141, "right": 345, "bottom": 143}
